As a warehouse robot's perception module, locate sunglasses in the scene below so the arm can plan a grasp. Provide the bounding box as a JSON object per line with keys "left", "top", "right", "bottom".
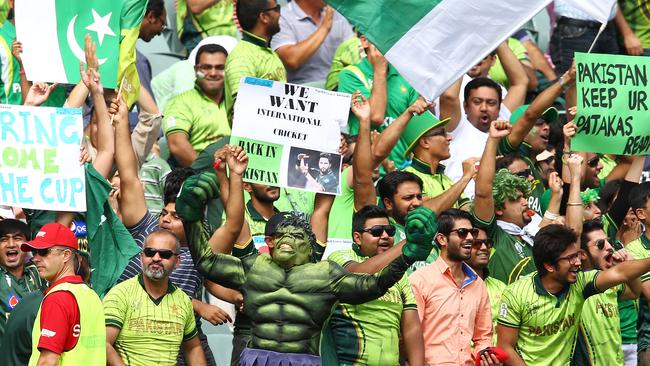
{"left": 471, "top": 239, "right": 493, "bottom": 250}
{"left": 425, "top": 128, "right": 447, "bottom": 138}
{"left": 514, "top": 168, "right": 532, "bottom": 178}
{"left": 362, "top": 225, "right": 396, "bottom": 237}
{"left": 31, "top": 247, "right": 67, "bottom": 257}
{"left": 261, "top": 4, "right": 281, "bottom": 13}
{"left": 586, "top": 156, "right": 600, "bottom": 168}
{"left": 143, "top": 247, "right": 177, "bottom": 260}
{"left": 449, "top": 227, "right": 479, "bottom": 240}
{"left": 589, "top": 239, "right": 607, "bottom": 250}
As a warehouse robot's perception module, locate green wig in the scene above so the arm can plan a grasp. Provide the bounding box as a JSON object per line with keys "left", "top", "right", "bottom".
{"left": 580, "top": 188, "right": 600, "bottom": 206}
{"left": 493, "top": 168, "right": 532, "bottom": 209}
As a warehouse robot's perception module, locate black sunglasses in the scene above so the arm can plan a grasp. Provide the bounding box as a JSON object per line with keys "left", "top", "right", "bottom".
{"left": 587, "top": 156, "right": 600, "bottom": 168}
{"left": 31, "top": 247, "right": 67, "bottom": 257}
{"left": 143, "top": 247, "right": 177, "bottom": 260}
{"left": 590, "top": 239, "right": 607, "bottom": 250}
{"left": 261, "top": 4, "right": 281, "bottom": 13}
{"left": 449, "top": 227, "right": 479, "bottom": 240}
{"left": 514, "top": 168, "right": 532, "bottom": 178}
{"left": 471, "top": 239, "right": 493, "bottom": 250}
{"left": 362, "top": 225, "right": 396, "bottom": 238}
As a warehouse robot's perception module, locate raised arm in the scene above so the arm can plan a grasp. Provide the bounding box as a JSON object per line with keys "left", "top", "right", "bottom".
{"left": 275, "top": 7, "right": 333, "bottom": 70}
{"left": 12, "top": 40, "right": 31, "bottom": 104}
{"left": 311, "top": 192, "right": 334, "bottom": 249}
{"left": 497, "top": 41, "right": 528, "bottom": 112}
{"left": 473, "top": 120, "right": 511, "bottom": 222}
{"left": 350, "top": 91, "right": 376, "bottom": 209}
{"left": 438, "top": 78, "right": 462, "bottom": 133}
{"left": 366, "top": 43, "right": 389, "bottom": 126}
{"left": 540, "top": 172, "right": 563, "bottom": 228}
{"left": 176, "top": 171, "right": 248, "bottom": 289}
{"left": 596, "top": 257, "right": 650, "bottom": 293}
{"left": 565, "top": 154, "right": 584, "bottom": 236}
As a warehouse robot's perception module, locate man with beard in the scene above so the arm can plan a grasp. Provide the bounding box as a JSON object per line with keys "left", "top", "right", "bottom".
{"left": 410, "top": 209, "right": 496, "bottom": 366}
{"left": 314, "top": 153, "right": 338, "bottom": 193}
{"left": 225, "top": 0, "right": 286, "bottom": 118}
{"left": 164, "top": 43, "right": 231, "bottom": 167}
{"left": 497, "top": 224, "right": 650, "bottom": 366}
{"left": 0, "top": 219, "right": 44, "bottom": 343}
{"left": 104, "top": 230, "right": 206, "bottom": 365}
{"left": 573, "top": 220, "right": 641, "bottom": 366}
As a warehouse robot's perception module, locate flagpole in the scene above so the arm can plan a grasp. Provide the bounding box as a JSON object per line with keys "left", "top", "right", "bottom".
{"left": 587, "top": 23, "right": 607, "bottom": 53}
{"left": 110, "top": 75, "right": 127, "bottom": 125}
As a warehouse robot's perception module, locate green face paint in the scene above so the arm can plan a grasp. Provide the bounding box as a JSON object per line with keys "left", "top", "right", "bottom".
{"left": 271, "top": 225, "right": 312, "bottom": 269}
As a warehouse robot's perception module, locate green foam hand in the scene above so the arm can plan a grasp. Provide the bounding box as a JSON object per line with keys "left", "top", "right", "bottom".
{"left": 175, "top": 171, "right": 219, "bottom": 222}
{"left": 402, "top": 206, "right": 437, "bottom": 261}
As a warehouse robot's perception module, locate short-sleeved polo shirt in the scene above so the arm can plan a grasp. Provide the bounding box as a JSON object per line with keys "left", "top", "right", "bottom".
{"left": 402, "top": 158, "right": 469, "bottom": 208}
{"left": 625, "top": 233, "right": 650, "bottom": 352}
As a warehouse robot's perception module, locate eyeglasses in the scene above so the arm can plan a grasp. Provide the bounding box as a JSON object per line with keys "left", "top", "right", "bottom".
{"left": 31, "top": 247, "right": 67, "bottom": 257}
{"left": 471, "top": 239, "right": 493, "bottom": 250}
{"left": 261, "top": 4, "right": 281, "bottom": 13}
{"left": 556, "top": 252, "right": 580, "bottom": 265}
{"left": 586, "top": 156, "right": 600, "bottom": 168}
{"left": 143, "top": 247, "right": 177, "bottom": 260}
{"left": 589, "top": 239, "right": 607, "bottom": 250}
{"left": 361, "top": 225, "right": 396, "bottom": 237}
{"left": 449, "top": 227, "right": 479, "bottom": 240}
{"left": 514, "top": 168, "right": 532, "bottom": 178}
{"left": 424, "top": 128, "right": 447, "bottom": 138}
{"left": 196, "top": 64, "right": 225, "bottom": 72}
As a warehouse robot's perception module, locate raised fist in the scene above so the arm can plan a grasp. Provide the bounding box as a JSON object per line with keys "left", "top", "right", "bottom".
{"left": 402, "top": 206, "right": 437, "bottom": 262}
{"left": 175, "top": 172, "right": 220, "bottom": 222}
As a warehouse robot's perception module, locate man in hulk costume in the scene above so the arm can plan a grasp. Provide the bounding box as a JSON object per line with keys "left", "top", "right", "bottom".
{"left": 176, "top": 170, "right": 437, "bottom": 365}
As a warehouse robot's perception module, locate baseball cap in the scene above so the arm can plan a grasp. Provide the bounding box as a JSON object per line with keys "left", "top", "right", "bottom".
{"left": 509, "top": 105, "right": 559, "bottom": 125}
{"left": 401, "top": 111, "right": 450, "bottom": 157}
{"left": 265, "top": 212, "right": 296, "bottom": 237}
{"left": 21, "top": 223, "right": 78, "bottom": 252}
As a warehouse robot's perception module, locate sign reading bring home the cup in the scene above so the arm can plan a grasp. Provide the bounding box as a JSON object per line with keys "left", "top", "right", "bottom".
{"left": 232, "top": 77, "right": 349, "bottom": 195}
{"left": 0, "top": 104, "right": 86, "bottom": 211}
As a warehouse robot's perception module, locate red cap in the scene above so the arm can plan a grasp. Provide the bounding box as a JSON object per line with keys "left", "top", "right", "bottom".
{"left": 21, "top": 223, "right": 78, "bottom": 252}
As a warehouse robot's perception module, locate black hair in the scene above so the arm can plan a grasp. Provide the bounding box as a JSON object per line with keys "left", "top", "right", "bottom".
{"left": 436, "top": 208, "right": 472, "bottom": 236}
{"left": 236, "top": 0, "right": 270, "bottom": 31}
{"left": 195, "top": 44, "right": 228, "bottom": 65}
{"left": 630, "top": 182, "right": 650, "bottom": 211}
{"left": 164, "top": 167, "right": 197, "bottom": 205}
{"left": 146, "top": 0, "right": 166, "bottom": 18}
{"left": 533, "top": 224, "right": 578, "bottom": 276}
{"left": 580, "top": 220, "right": 604, "bottom": 250}
{"left": 463, "top": 77, "right": 503, "bottom": 105}
{"left": 496, "top": 153, "right": 526, "bottom": 172}
{"left": 319, "top": 153, "right": 332, "bottom": 162}
{"left": 352, "top": 205, "right": 389, "bottom": 236}
{"left": 0, "top": 219, "right": 29, "bottom": 240}
{"left": 597, "top": 179, "right": 622, "bottom": 213}
{"left": 377, "top": 171, "right": 423, "bottom": 200}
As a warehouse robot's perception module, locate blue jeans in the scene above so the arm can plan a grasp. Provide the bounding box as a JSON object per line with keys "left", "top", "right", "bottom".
{"left": 549, "top": 18, "right": 620, "bottom": 76}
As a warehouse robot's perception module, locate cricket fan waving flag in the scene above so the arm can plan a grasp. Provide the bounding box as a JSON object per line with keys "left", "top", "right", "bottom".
{"left": 325, "top": 0, "right": 551, "bottom": 100}
{"left": 15, "top": 0, "right": 146, "bottom": 106}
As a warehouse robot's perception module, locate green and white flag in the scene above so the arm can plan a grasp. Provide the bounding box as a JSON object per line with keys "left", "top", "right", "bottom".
{"left": 326, "top": 0, "right": 551, "bottom": 100}
{"left": 16, "top": 0, "right": 122, "bottom": 88}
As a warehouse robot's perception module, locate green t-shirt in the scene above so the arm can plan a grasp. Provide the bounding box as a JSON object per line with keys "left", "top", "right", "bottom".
{"left": 325, "top": 36, "right": 362, "bottom": 91}
{"left": 176, "top": 0, "right": 237, "bottom": 50}
{"left": 485, "top": 276, "right": 507, "bottom": 345}
{"left": 619, "top": 0, "right": 650, "bottom": 48}
{"left": 618, "top": 298, "right": 638, "bottom": 345}
{"left": 498, "top": 271, "right": 601, "bottom": 365}
{"left": 163, "top": 87, "right": 231, "bottom": 154}
{"left": 574, "top": 284, "right": 626, "bottom": 366}
{"left": 402, "top": 158, "right": 469, "bottom": 208}
{"left": 472, "top": 212, "right": 536, "bottom": 284}
{"left": 0, "top": 21, "right": 22, "bottom": 105}
{"left": 275, "top": 187, "right": 315, "bottom": 221}
{"left": 104, "top": 274, "right": 197, "bottom": 366}
{"left": 225, "top": 31, "right": 287, "bottom": 119}
{"left": 325, "top": 248, "right": 416, "bottom": 365}
{"left": 488, "top": 38, "right": 528, "bottom": 88}
{"left": 338, "top": 58, "right": 419, "bottom": 168}
{"left": 0, "top": 291, "right": 43, "bottom": 366}
{"left": 624, "top": 234, "right": 650, "bottom": 352}
{"left": 327, "top": 167, "right": 354, "bottom": 241}
{"left": 497, "top": 139, "right": 545, "bottom": 215}
{"left": 0, "top": 264, "right": 44, "bottom": 341}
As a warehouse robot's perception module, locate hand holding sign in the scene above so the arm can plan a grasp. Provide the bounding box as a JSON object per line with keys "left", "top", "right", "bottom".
{"left": 226, "top": 145, "right": 249, "bottom": 176}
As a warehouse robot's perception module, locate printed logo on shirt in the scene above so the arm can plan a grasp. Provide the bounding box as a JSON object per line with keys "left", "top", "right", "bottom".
{"left": 499, "top": 303, "right": 508, "bottom": 318}
{"left": 7, "top": 293, "right": 20, "bottom": 310}
{"left": 41, "top": 329, "right": 57, "bottom": 337}
{"left": 70, "top": 219, "right": 87, "bottom": 238}
{"left": 73, "top": 324, "right": 81, "bottom": 338}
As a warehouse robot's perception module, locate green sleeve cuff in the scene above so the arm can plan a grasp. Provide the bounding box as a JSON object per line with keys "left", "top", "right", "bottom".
{"left": 105, "top": 319, "right": 123, "bottom": 329}
{"left": 183, "top": 328, "right": 198, "bottom": 342}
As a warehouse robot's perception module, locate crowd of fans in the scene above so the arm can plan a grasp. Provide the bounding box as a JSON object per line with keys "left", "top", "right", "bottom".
{"left": 1, "top": 0, "right": 650, "bottom": 365}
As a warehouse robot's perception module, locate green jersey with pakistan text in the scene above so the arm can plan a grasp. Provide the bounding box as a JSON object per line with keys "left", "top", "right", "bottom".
{"left": 498, "top": 271, "right": 601, "bottom": 365}
{"left": 624, "top": 234, "right": 650, "bottom": 352}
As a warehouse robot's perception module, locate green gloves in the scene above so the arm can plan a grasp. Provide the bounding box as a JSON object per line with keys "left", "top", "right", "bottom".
{"left": 175, "top": 171, "right": 220, "bottom": 222}
{"left": 402, "top": 206, "right": 437, "bottom": 262}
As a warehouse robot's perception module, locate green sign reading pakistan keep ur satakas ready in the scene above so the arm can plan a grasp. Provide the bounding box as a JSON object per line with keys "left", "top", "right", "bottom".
{"left": 574, "top": 52, "right": 650, "bottom": 155}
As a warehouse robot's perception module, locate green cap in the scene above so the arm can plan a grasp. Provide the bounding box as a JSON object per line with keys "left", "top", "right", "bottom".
{"left": 401, "top": 111, "right": 450, "bottom": 157}
{"left": 509, "top": 105, "right": 559, "bottom": 125}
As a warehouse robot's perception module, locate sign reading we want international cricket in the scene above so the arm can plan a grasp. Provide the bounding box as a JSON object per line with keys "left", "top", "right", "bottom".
{"left": 0, "top": 104, "right": 86, "bottom": 211}
{"left": 574, "top": 52, "right": 650, "bottom": 155}
{"left": 232, "top": 77, "right": 349, "bottom": 195}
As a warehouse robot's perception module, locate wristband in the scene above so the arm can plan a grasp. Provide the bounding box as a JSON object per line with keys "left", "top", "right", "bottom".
{"left": 543, "top": 211, "right": 559, "bottom": 221}
{"left": 19, "top": 69, "right": 25, "bottom": 76}
{"left": 213, "top": 159, "right": 221, "bottom": 171}
{"left": 567, "top": 202, "right": 583, "bottom": 206}
{"left": 558, "top": 76, "right": 570, "bottom": 91}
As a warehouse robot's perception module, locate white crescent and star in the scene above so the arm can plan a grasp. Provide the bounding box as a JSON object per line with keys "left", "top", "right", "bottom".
{"left": 66, "top": 8, "right": 115, "bottom": 65}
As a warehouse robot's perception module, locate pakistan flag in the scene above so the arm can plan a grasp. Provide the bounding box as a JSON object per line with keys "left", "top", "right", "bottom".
{"left": 16, "top": 0, "right": 146, "bottom": 92}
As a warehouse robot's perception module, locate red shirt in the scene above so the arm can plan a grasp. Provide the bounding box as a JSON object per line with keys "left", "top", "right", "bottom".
{"left": 37, "top": 275, "right": 84, "bottom": 355}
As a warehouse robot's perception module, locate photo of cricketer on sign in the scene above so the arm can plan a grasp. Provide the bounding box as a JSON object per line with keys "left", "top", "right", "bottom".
{"left": 0, "top": 104, "right": 86, "bottom": 211}
{"left": 231, "top": 77, "right": 348, "bottom": 195}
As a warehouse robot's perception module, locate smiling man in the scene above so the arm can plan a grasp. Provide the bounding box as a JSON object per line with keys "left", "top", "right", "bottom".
{"left": 0, "top": 219, "right": 44, "bottom": 344}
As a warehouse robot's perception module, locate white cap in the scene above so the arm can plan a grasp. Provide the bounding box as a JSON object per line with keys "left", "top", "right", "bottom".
{"left": 0, "top": 206, "right": 14, "bottom": 219}
{"left": 189, "top": 36, "right": 239, "bottom": 65}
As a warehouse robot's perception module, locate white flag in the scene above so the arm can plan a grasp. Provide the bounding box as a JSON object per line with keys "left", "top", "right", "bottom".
{"left": 563, "top": 0, "right": 617, "bottom": 24}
